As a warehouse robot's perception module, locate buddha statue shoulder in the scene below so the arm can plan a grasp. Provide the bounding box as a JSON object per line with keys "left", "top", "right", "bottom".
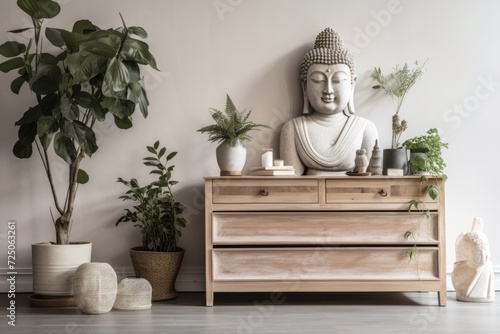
{"left": 279, "top": 28, "right": 379, "bottom": 175}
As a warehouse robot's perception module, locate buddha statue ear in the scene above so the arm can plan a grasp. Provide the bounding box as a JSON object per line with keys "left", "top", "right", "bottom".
{"left": 344, "top": 78, "right": 356, "bottom": 116}
{"left": 301, "top": 81, "right": 311, "bottom": 114}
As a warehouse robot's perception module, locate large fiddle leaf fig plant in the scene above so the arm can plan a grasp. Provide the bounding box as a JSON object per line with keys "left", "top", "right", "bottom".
{"left": 0, "top": 0, "right": 158, "bottom": 244}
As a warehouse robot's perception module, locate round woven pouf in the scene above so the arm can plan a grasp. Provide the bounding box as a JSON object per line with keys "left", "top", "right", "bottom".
{"left": 113, "top": 277, "right": 152, "bottom": 311}
{"left": 73, "top": 262, "right": 117, "bottom": 314}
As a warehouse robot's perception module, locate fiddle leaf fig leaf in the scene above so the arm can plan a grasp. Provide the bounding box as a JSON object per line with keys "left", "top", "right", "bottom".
{"left": 40, "top": 132, "right": 54, "bottom": 150}
{"left": 60, "top": 30, "right": 87, "bottom": 54}
{"left": 45, "top": 27, "right": 65, "bottom": 47}
{"left": 72, "top": 19, "right": 99, "bottom": 34}
{"left": 8, "top": 27, "right": 32, "bottom": 34}
{"left": 121, "top": 38, "right": 158, "bottom": 70}
{"left": 73, "top": 91, "right": 93, "bottom": 109}
{"left": 11, "top": 75, "right": 27, "bottom": 94}
{"left": 30, "top": 65, "right": 62, "bottom": 95}
{"left": 113, "top": 115, "right": 133, "bottom": 129}
{"left": 39, "top": 52, "right": 58, "bottom": 65}
{"left": 127, "top": 81, "right": 149, "bottom": 118}
{"left": 105, "top": 57, "right": 130, "bottom": 92}
{"left": 17, "top": 0, "right": 61, "bottom": 19}
{"left": 60, "top": 96, "right": 80, "bottom": 121}
{"left": 61, "top": 120, "right": 98, "bottom": 157}
{"left": 0, "top": 57, "right": 25, "bottom": 73}
{"left": 37, "top": 115, "right": 59, "bottom": 137}
{"left": 77, "top": 169, "right": 89, "bottom": 184}
{"left": 80, "top": 40, "right": 118, "bottom": 58}
{"left": 18, "top": 123, "right": 37, "bottom": 145}
{"left": 15, "top": 106, "right": 42, "bottom": 126}
{"left": 54, "top": 132, "right": 77, "bottom": 164}
{"left": 128, "top": 26, "right": 148, "bottom": 39}
{"left": 0, "top": 41, "right": 26, "bottom": 57}
{"left": 65, "top": 52, "right": 106, "bottom": 83}
{"left": 103, "top": 97, "right": 135, "bottom": 118}
{"left": 13, "top": 140, "right": 33, "bottom": 159}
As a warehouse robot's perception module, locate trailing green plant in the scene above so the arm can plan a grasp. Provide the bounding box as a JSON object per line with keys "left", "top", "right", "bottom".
{"left": 197, "top": 94, "right": 270, "bottom": 147}
{"left": 371, "top": 60, "right": 427, "bottom": 148}
{"left": 402, "top": 128, "right": 448, "bottom": 176}
{"left": 404, "top": 199, "right": 430, "bottom": 264}
{"left": 116, "top": 141, "right": 186, "bottom": 252}
{"left": 0, "top": 0, "right": 158, "bottom": 244}
{"left": 404, "top": 175, "right": 446, "bottom": 263}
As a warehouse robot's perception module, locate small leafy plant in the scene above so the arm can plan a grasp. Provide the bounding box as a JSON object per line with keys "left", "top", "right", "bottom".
{"left": 116, "top": 141, "right": 186, "bottom": 252}
{"left": 402, "top": 128, "right": 448, "bottom": 176}
{"left": 371, "top": 60, "right": 427, "bottom": 148}
{"left": 197, "top": 94, "right": 270, "bottom": 147}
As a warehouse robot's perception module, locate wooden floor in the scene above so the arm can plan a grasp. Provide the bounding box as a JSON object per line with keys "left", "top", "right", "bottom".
{"left": 1, "top": 291, "right": 498, "bottom": 333}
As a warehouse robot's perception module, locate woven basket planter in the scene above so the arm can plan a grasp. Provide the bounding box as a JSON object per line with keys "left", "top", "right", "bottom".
{"left": 129, "top": 247, "right": 184, "bottom": 301}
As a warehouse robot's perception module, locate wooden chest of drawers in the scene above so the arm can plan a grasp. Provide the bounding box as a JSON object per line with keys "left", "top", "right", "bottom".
{"left": 204, "top": 176, "right": 446, "bottom": 306}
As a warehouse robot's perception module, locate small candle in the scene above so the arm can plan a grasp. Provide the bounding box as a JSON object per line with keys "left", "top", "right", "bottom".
{"left": 274, "top": 159, "right": 284, "bottom": 167}
{"left": 261, "top": 149, "right": 273, "bottom": 167}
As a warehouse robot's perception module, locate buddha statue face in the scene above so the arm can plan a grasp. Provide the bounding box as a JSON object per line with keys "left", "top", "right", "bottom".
{"left": 300, "top": 28, "right": 356, "bottom": 116}
{"left": 304, "top": 63, "right": 352, "bottom": 116}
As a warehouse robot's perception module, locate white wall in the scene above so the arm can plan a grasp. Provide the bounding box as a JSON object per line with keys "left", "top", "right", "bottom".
{"left": 1, "top": 0, "right": 499, "bottom": 292}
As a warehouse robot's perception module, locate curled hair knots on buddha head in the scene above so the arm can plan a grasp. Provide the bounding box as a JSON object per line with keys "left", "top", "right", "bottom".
{"left": 300, "top": 28, "right": 356, "bottom": 82}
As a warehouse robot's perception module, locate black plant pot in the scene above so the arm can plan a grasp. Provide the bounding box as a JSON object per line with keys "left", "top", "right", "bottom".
{"left": 382, "top": 148, "right": 409, "bottom": 175}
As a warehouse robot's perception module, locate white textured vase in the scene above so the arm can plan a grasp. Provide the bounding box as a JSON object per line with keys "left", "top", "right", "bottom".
{"left": 32, "top": 242, "right": 92, "bottom": 296}
{"left": 216, "top": 140, "right": 246, "bottom": 176}
{"left": 73, "top": 262, "right": 117, "bottom": 314}
{"left": 113, "top": 277, "right": 152, "bottom": 311}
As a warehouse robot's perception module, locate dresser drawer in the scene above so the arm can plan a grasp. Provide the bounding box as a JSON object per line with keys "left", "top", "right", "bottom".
{"left": 212, "top": 212, "right": 438, "bottom": 245}
{"left": 212, "top": 179, "right": 318, "bottom": 204}
{"left": 212, "top": 247, "right": 439, "bottom": 281}
{"left": 326, "top": 179, "right": 438, "bottom": 204}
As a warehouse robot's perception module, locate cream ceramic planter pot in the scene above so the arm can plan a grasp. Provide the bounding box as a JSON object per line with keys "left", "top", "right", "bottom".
{"left": 215, "top": 140, "right": 246, "bottom": 176}
{"left": 32, "top": 242, "right": 92, "bottom": 296}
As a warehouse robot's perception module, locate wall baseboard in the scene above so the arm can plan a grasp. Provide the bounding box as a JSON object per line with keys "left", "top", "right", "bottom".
{"left": 2, "top": 266, "right": 499, "bottom": 294}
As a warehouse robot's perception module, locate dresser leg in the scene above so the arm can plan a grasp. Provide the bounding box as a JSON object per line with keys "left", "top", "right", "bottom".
{"left": 438, "top": 291, "right": 447, "bottom": 306}
{"left": 206, "top": 291, "right": 214, "bottom": 307}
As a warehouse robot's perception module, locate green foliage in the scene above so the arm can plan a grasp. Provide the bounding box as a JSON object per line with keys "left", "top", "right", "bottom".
{"left": 0, "top": 0, "right": 158, "bottom": 244}
{"left": 408, "top": 199, "right": 430, "bottom": 219}
{"left": 116, "top": 141, "right": 187, "bottom": 252}
{"left": 371, "top": 60, "right": 427, "bottom": 148}
{"left": 406, "top": 246, "right": 419, "bottom": 263}
{"left": 197, "top": 94, "right": 270, "bottom": 147}
{"left": 402, "top": 128, "right": 448, "bottom": 176}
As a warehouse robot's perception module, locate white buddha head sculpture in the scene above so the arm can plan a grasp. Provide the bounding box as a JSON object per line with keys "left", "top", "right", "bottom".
{"left": 300, "top": 28, "right": 356, "bottom": 116}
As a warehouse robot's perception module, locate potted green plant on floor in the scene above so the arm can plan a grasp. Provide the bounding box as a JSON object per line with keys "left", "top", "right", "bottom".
{"left": 371, "top": 60, "right": 426, "bottom": 174}
{"left": 197, "top": 94, "right": 270, "bottom": 175}
{"left": 0, "top": 0, "right": 158, "bottom": 298}
{"left": 116, "top": 141, "right": 187, "bottom": 301}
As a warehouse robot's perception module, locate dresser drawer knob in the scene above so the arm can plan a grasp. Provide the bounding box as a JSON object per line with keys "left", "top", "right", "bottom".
{"left": 259, "top": 189, "right": 269, "bottom": 196}
{"left": 378, "top": 189, "right": 388, "bottom": 197}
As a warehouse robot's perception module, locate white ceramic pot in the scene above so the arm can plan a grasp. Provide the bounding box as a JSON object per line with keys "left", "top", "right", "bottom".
{"left": 32, "top": 242, "right": 92, "bottom": 296}
{"left": 215, "top": 140, "right": 246, "bottom": 176}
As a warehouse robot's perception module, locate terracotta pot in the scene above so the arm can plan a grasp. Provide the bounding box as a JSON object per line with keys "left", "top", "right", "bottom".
{"left": 129, "top": 247, "right": 184, "bottom": 301}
